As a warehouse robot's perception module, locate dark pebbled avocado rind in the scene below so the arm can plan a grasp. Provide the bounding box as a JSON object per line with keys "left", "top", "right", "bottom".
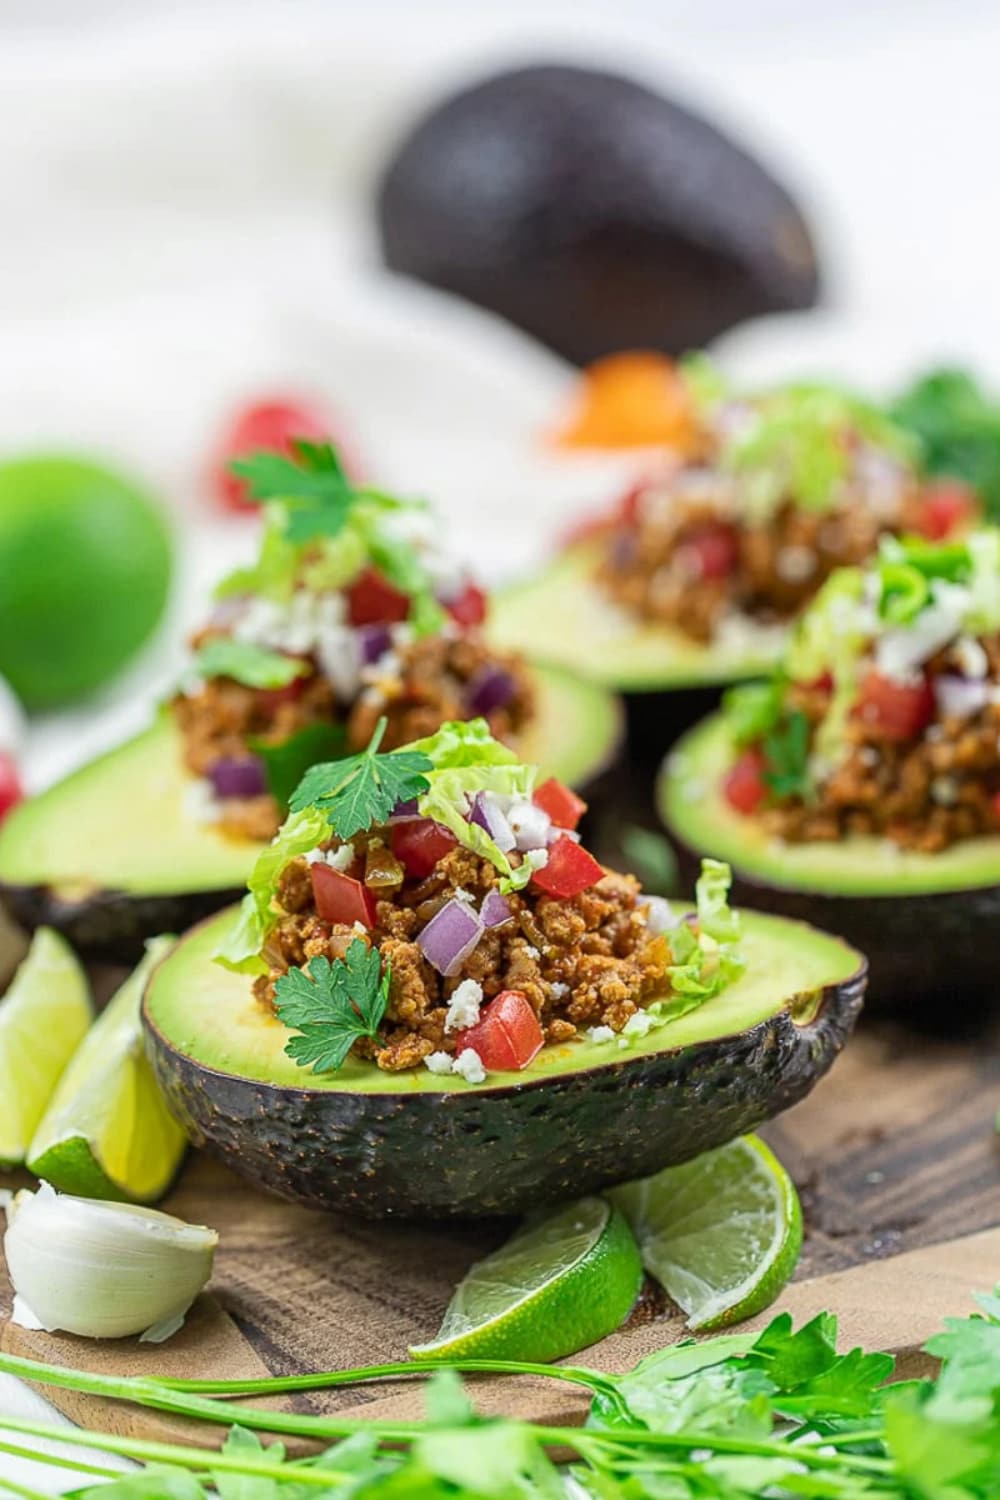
{"left": 143, "top": 960, "right": 864, "bottom": 1221}
{"left": 377, "top": 64, "right": 819, "bottom": 365}
{"left": 669, "top": 837, "right": 1000, "bottom": 1024}
{"left": 0, "top": 882, "right": 243, "bottom": 966}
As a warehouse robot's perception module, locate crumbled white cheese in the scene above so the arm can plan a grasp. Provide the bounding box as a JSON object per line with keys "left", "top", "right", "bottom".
{"left": 931, "top": 775, "right": 960, "bottom": 807}
{"left": 305, "top": 844, "right": 356, "bottom": 872}
{"left": 525, "top": 848, "right": 549, "bottom": 871}
{"left": 352, "top": 921, "right": 368, "bottom": 938}
{"left": 359, "top": 649, "right": 403, "bottom": 688}
{"left": 423, "top": 1051, "right": 454, "bottom": 1076}
{"left": 183, "top": 779, "right": 222, "bottom": 825}
{"left": 451, "top": 1048, "right": 487, "bottom": 1084}
{"left": 522, "top": 945, "right": 540, "bottom": 961}
{"left": 453, "top": 887, "right": 475, "bottom": 903}
{"left": 623, "top": 1011, "right": 654, "bottom": 1039}
{"left": 549, "top": 981, "right": 569, "bottom": 999}
{"left": 444, "top": 979, "right": 484, "bottom": 1034}
{"left": 586, "top": 1026, "right": 616, "bottom": 1044}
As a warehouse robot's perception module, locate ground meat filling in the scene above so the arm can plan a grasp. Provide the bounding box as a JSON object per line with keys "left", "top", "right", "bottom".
{"left": 173, "top": 631, "right": 534, "bottom": 841}
{"left": 599, "top": 484, "right": 928, "bottom": 643}
{"left": 763, "top": 635, "right": 1000, "bottom": 853}
{"left": 254, "top": 843, "right": 670, "bottom": 1071}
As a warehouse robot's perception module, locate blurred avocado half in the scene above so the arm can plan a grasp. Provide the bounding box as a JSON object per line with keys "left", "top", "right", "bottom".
{"left": 376, "top": 63, "right": 820, "bottom": 365}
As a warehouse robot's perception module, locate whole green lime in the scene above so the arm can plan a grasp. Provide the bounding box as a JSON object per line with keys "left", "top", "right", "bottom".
{"left": 0, "top": 456, "right": 173, "bottom": 709}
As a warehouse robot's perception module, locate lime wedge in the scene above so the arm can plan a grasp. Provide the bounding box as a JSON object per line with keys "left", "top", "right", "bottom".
{"left": 611, "top": 1135, "right": 802, "bottom": 1331}
{"left": 410, "top": 1196, "right": 642, "bottom": 1363}
{"left": 0, "top": 927, "right": 92, "bottom": 1167}
{"left": 28, "top": 935, "right": 186, "bottom": 1203}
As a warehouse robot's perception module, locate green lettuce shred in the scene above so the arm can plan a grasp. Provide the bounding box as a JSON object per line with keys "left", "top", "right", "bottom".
{"left": 657, "top": 859, "right": 745, "bottom": 1002}
{"left": 214, "top": 806, "right": 330, "bottom": 974}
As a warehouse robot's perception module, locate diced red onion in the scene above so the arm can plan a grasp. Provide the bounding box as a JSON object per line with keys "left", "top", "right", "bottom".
{"left": 480, "top": 889, "right": 513, "bottom": 928}
{"left": 469, "top": 792, "right": 516, "bottom": 852}
{"left": 356, "top": 624, "right": 394, "bottom": 665}
{"left": 418, "top": 898, "right": 484, "bottom": 976}
{"left": 508, "top": 800, "right": 551, "bottom": 852}
{"left": 934, "top": 675, "right": 989, "bottom": 720}
{"left": 388, "top": 798, "right": 421, "bottom": 823}
{"left": 209, "top": 755, "right": 267, "bottom": 800}
{"left": 467, "top": 665, "right": 516, "bottom": 716}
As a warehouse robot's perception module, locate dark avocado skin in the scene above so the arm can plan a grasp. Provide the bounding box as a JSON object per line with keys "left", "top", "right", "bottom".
{"left": 671, "top": 839, "right": 999, "bottom": 1027}
{"left": 143, "top": 965, "right": 864, "bottom": 1222}
{"left": 377, "top": 64, "right": 819, "bottom": 366}
{"left": 0, "top": 883, "right": 243, "bottom": 967}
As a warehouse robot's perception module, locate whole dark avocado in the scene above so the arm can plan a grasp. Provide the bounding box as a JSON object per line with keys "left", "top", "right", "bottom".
{"left": 376, "top": 64, "right": 820, "bottom": 365}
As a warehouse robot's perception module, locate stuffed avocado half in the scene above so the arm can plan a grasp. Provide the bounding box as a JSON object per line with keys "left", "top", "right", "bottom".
{"left": 142, "top": 718, "right": 865, "bottom": 1219}
{"left": 0, "top": 442, "right": 621, "bottom": 961}
{"left": 490, "top": 367, "right": 980, "bottom": 750}
{"left": 660, "top": 530, "right": 1000, "bottom": 1010}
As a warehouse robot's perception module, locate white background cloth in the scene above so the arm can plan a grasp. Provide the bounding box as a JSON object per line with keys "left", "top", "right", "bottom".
{"left": 1, "top": 0, "right": 999, "bottom": 1488}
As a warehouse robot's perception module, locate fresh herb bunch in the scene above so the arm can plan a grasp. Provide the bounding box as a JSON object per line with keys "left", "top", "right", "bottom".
{"left": 290, "top": 717, "right": 433, "bottom": 839}
{"left": 230, "top": 439, "right": 398, "bottom": 545}
{"left": 274, "top": 939, "right": 390, "bottom": 1073}
{"left": 9, "top": 1286, "right": 1000, "bottom": 1497}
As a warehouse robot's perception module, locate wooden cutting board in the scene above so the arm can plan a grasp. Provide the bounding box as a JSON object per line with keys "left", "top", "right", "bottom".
{"left": 4, "top": 1021, "right": 1000, "bottom": 1450}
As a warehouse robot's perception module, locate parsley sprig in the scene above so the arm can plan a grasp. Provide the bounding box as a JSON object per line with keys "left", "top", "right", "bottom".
{"left": 274, "top": 939, "right": 390, "bottom": 1073}
{"left": 230, "top": 439, "right": 403, "bottom": 545}
{"left": 289, "top": 716, "right": 433, "bottom": 838}
{"left": 763, "top": 709, "right": 812, "bottom": 800}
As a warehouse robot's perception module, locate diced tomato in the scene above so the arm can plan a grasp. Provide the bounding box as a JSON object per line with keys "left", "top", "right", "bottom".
{"left": 531, "top": 836, "right": 604, "bottom": 898}
{"left": 257, "top": 660, "right": 312, "bottom": 714}
{"left": 390, "top": 819, "right": 458, "bottom": 878}
{"left": 444, "top": 583, "right": 488, "bottom": 628}
{"left": 856, "top": 669, "right": 935, "bottom": 741}
{"left": 0, "top": 753, "right": 22, "bottom": 824}
{"left": 533, "top": 777, "right": 587, "bottom": 830}
{"left": 311, "top": 863, "right": 377, "bottom": 928}
{"left": 619, "top": 483, "right": 645, "bottom": 527}
{"left": 453, "top": 990, "right": 544, "bottom": 1072}
{"left": 210, "top": 397, "right": 337, "bottom": 514}
{"left": 913, "top": 482, "right": 978, "bottom": 541}
{"left": 992, "top": 791, "right": 1000, "bottom": 825}
{"left": 679, "top": 523, "right": 739, "bottom": 581}
{"left": 723, "top": 748, "right": 768, "bottom": 815}
{"left": 347, "top": 567, "right": 411, "bottom": 627}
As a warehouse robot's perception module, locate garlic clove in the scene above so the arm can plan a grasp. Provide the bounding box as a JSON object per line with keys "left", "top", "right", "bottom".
{"left": 3, "top": 1182, "right": 217, "bottom": 1341}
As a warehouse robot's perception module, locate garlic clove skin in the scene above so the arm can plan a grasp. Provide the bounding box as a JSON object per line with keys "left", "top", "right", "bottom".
{"left": 4, "top": 1182, "right": 217, "bottom": 1341}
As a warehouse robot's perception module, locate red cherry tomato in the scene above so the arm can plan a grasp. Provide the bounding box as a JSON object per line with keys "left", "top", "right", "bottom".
{"left": 211, "top": 398, "right": 337, "bottom": 514}
{"left": 390, "top": 819, "right": 458, "bottom": 879}
{"left": 256, "top": 660, "right": 313, "bottom": 714}
{"left": 0, "top": 753, "right": 23, "bottom": 824}
{"left": 444, "top": 583, "right": 488, "bottom": 628}
{"left": 454, "top": 990, "right": 544, "bottom": 1072}
{"left": 679, "top": 523, "right": 740, "bottom": 581}
{"left": 533, "top": 777, "right": 587, "bottom": 831}
{"left": 992, "top": 791, "right": 1000, "bottom": 825}
{"left": 913, "top": 482, "right": 978, "bottom": 541}
{"left": 530, "top": 835, "right": 604, "bottom": 898}
{"left": 856, "top": 669, "right": 934, "bottom": 741}
{"left": 347, "top": 568, "right": 411, "bottom": 627}
{"left": 311, "top": 862, "right": 377, "bottom": 928}
{"left": 723, "top": 748, "right": 768, "bottom": 815}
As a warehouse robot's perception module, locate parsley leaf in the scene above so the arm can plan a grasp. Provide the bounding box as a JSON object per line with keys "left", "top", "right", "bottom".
{"left": 289, "top": 717, "right": 433, "bottom": 838}
{"left": 229, "top": 440, "right": 355, "bottom": 543}
{"left": 274, "top": 941, "right": 390, "bottom": 1074}
{"left": 892, "top": 366, "right": 1000, "bottom": 519}
{"left": 763, "top": 709, "right": 812, "bottom": 800}
{"left": 193, "top": 638, "right": 311, "bottom": 690}
{"left": 250, "top": 723, "right": 346, "bottom": 811}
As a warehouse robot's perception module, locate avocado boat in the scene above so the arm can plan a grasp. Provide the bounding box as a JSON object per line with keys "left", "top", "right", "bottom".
{"left": 0, "top": 664, "right": 619, "bottom": 964}
{"left": 659, "top": 531, "right": 1000, "bottom": 1012}
{"left": 142, "top": 718, "right": 864, "bottom": 1220}
{"left": 0, "top": 441, "right": 622, "bottom": 962}
{"left": 490, "top": 371, "right": 980, "bottom": 759}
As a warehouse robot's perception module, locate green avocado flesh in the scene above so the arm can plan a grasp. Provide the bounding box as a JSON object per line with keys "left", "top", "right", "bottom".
{"left": 146, "top": 906, "right": 861, "bottom": 1096}
{"left": 489, "top": 542, "right": 783, "bottom": 691}
{"left": 661, "top": 713, "right": 1000, "bottom": 897}
{"left": 0, "top": 663, "right": 620, "bottom": 904}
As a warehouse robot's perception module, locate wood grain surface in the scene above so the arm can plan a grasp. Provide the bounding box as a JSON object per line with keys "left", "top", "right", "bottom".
{"left": 4, "top": 1022, "right": 1000, "bottom": 1448}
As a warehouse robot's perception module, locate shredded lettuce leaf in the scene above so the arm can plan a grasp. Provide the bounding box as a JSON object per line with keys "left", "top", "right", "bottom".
{"left": 657, "top": 859, "right": 745, "bottom": 1002}
{"left": 214, "top": 806, "right": 330, "bottom": 974}
{"left": 695, "top": 858, "right": 742, "bottom": 945}
{"left": 722, "top": 678, "right": 786, "bottom": 748}
{"left": 411, "top": 720, "right": 537, "bottom": 889}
